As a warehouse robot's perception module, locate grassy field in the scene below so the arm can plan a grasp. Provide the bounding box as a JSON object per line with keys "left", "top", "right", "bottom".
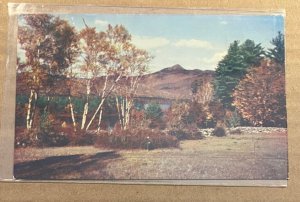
{"left": 14, "top": 129, "right": 288, "bottom": 180}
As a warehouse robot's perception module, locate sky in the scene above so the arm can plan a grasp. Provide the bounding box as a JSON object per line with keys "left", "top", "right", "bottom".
{"left": 24, "top": 13, "right": 285, "bottom": 72}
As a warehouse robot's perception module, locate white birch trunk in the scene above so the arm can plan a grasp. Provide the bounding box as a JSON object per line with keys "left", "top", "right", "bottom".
{"left": 28, "top": 91, "right": 38, "bottom": 129}
{"left": 123, "top": 76, "right": 140, "bottom": 130}
{"left": 121, "top": 97, "right": 126, "bottom": 129}
{"left": 81, "top": 103, "right": 88, "bottom": 129}
{"left": 81, "top": 80, "right": 90, "bottom": 130}
{"left": 115, "top": 96, "right": 123, "bottom": 127}
{"left": 86, "top": 98, "right": 105, "bottom": 131}
{"left": 124, "top": 97, "right": 129, "bottom": 129}
{"left": 124, "top": 99, "right": 132, "bottom": 129}
{"left": 43, "top": 96, "right": 50, "bottom": 112}
{"left": 96, "top": 107, "right": 104, "bottom": 132}
{"left": 26, "top": 90, "right": 34, "bottom": 129}
{"left": 68, "top": 96, "right": 77, "bottom": 131}
{"left": 86, "top": 74, "right": 121, "bottom": 131}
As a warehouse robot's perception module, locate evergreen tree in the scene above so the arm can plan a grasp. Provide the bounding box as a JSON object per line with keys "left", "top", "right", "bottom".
{"left": 213, "top": 40, "right": 264, "bottom": 110}
{"left": 145, "top": 102, "right": 163, "bottom": 120}
{"left": 240, "top": 39, "right": 265, "bottom": 66}
{"left": 267, "top": 31, "right": 285, "bottom": 65}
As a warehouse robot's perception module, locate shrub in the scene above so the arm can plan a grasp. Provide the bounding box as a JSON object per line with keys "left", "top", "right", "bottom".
{"left": 208, "top": 100, "right": 226, "bottom": 127}
{"left": 225, "top": 110, "right": 241, "bottom": 128}
{"left": 57, "top": 126, "right": 97, "bottom": 146}
{"left": 37, "top": 131, "right": 69, "bottom": 147}
{"left": 168, "top": 127, "right": 204, "bottom": 140}
{"left": 212, "top": 126, "right": 227, "bottom": 137}
{"left": 145, "top": 102, "right": 163, "bottom": 120}
{"left": 230, "top": 128, "right": 242, "bottom": 135}
{"left": 15, "top": 128, "right": 35, "bottom": 148}
{"left": 39, "top": 111, "right": 55, "bottom": 133}
{"left": 190, "top": 131, "right": 204, "bottom": 139}
{"left": 184, "top": 102, "right": 206, "bottom": 127}
{"left": 130, "top": 109, "right": 147, "bottom": 128}
{"left": 68, "top": 132, "right": 97, "bottom": 146}
{"left": 94, "top": 128, "right": 178, "bottom": 150}
{"left": 165, "top": 102, "right": 190, "bottom": 130}
{"left": 168, "top": 130, "right": 188, "bottom": 140}
{"left": 166, "top": 101, "right": 211, "bottom": 130}
{"left": 148, "top": 119, "right": 167, "bottom": 130}
{"left": 15, "top": 128, "right": 70, "bottom": 148}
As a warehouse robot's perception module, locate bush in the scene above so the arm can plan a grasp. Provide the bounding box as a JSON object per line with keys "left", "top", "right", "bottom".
{"left": 168, "top": 128, "right": 204, "bottom": 140}
{"left": 15, "top": 128, "right": 35, "bottom": 148}
{"left": 148, "top": 119, "right": 167, "bottom": 130}
{"left": 37, "top": 131, "right": 69, "bottom": 147}
{"left": 165, "top": 102, "right": 190, "bottom": 130}
{"left": 225, "top": 110, "right": 241, "bottom": 128}
{"left": 69, "top": 132, "right": 96, "bottom": 146}
{"left": 168, "top": 130, "right": 188, "bottom": 140}
{"left": 15, "top": 128, "right": 70, "bottom": 148}
{"left": 191, "top": 131, "right": 204, "bottom": 139}
{"left": 94, "top": 128, "right": 178, "bottom": 150}
{"left": 230, "top": 128, "right": 242, "bottom": 135}
{"left": 58, "top": 126, "right": 97, "bottom": 146}
{"left": 212, "top": 126, "right": 227, "bottom": 137}
{"left": 39, "top": 111, "right": 55, "bottom": 133}
{"left": 145, "top": 102, "right": 163, "bottom": 120}
{"left": 204, "top": 100, "right": 227, "bottom": 128}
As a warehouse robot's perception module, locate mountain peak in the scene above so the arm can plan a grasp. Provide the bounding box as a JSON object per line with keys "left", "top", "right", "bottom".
{"left": 160, "top": 64, "right": 187, "bottom": 74}
{"left": 168, "top": 64, "right": 185, "bottom": 71}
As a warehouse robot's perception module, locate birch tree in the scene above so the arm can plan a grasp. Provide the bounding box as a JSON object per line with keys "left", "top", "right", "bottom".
{"left": 65, "top": 68, "right": 79, "bottom": 131}
{"left": 18, "top": 14, "right": 79, "bottom": 129}
{"left": 85, "top": 25, "right": 133, "bottom": 131}
{"left": 191, "top": 78, "right": 213, "bottom": 106}
{"left": 78, "top": 26, "right": 107, "bottom": 129}
{"left": 115, "top": 47, "right": 151, "bottom": 130}
{"left": 78, "top": 23, "right": 151, "bottom": 131}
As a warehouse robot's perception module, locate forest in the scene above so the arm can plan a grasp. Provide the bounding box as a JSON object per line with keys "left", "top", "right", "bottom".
{"left": 15, "top": 14, "right": 286, "bottom": 150}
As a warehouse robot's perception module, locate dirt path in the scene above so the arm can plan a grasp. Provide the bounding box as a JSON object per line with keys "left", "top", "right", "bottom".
{"left": 14, "top": 130, "right": 287, "bottom": 180}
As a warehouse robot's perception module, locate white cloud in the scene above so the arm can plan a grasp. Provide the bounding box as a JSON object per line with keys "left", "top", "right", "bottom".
{"left": 201, "top": 51, "right": 227, "bottom": 68}
{"left": 95, "top": 19, "right": 109, "bottom": 26}
{"left": 132, "top": 35, "right": 170, "bottom": 49}
{"left": 174, "top": 39, "right": 214, "bottom": 49}
{"left": 220, "top": 20, "right": 228, "bottom": 25}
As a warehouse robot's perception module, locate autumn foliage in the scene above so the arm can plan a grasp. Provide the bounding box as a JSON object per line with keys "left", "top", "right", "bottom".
{"left": 15, "top": 14, "right": 287, "bottom": 149}
{"left": 233, "top": 60, "right": 286, "bottom": 127}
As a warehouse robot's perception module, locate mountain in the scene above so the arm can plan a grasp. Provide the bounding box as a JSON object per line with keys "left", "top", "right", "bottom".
{"left": 16, "top": 64, "right": 215, "bottom": 100}
{"left": 136, "top": 64, "right": 214, "bottom": 99}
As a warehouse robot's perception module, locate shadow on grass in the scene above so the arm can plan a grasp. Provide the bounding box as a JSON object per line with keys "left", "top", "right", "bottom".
{"left": 14, "top": 151, "right": 120, "bottom": 180}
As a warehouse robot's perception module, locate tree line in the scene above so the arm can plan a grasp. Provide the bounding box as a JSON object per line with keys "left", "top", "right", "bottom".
{"left": 18, "top": 14, "right": 151, "bottom": 132}
{"left": 17, "top": 14, "right": 286, "bottom": 138}
{"left": 213, "top": 32, "right": 286, "bottom": 127}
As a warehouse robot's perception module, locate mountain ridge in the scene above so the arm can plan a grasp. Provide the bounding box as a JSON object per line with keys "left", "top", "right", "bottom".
{"left": 137, "top": 64, "right": 214, "bottom": 99}
{"left": 16, "top": 64, "right": 215, "bottom": 100}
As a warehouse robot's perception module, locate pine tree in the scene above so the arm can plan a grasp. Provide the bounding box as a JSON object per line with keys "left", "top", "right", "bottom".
{"left": 267, "top": 31, "right": 285, "bottom": 66}
{"left": 213, "top": 40, "right": 264, "bottom": 110}
{"left": 240, "top": 39, "right": 265, "bottom": 66}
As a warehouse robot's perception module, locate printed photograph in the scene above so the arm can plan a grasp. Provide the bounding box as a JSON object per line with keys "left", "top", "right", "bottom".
{"left": 14, "top": 12, "right": 287, "bottom": 180}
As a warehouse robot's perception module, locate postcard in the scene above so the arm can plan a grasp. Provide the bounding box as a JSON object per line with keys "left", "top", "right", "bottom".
{"left": 0, "top": 4, "right": 287, "bottom": 186}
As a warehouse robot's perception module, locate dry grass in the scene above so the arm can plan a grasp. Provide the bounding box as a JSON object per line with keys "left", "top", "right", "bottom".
{"left": 14, "top": 129, "right": 288, "bottom": 180}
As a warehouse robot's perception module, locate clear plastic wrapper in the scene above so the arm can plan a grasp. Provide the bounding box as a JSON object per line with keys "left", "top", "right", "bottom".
{"left": 0, "top": 3, "right": 287, "bottom": 186}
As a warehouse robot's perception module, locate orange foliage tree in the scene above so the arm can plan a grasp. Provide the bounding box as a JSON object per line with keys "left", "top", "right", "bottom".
{"left": 233, "top": 60, "right": 286, "bottom": 127}
{"left": 18, "top": 14, "right": 79, "bottom": 129}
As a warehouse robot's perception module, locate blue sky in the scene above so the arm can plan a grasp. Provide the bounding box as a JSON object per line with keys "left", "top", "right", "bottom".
{"left": 53, "top": 14, "right": 284, "bottom": 72}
